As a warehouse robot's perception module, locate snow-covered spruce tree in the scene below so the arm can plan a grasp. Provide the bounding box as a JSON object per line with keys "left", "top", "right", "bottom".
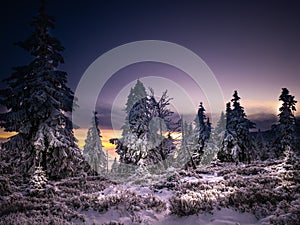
{"left": 272, "top": 88, "right": 297, "bottom": 158}
{"left": 114, "top": 84, "right": 177, "bottom": 168}
{"left": 175, "top": 119, "right": 195, "bottom": 169}
{"left": 126, "top": 90, "right": 177, "bottom": 166}
{"left": 217, "top": 103, "right": 233, "bottom": 161}
{"left": 119, "top": 96, "right": 154, "bottom": 164}
{"left": 83, "top": 111, "right": 107, "bottom": 175}
{"left": 0, "top": 4, "right": 83, "bottom": 179}
{"left": 199, "top": 117, "right": 219, "bottom": 165}
{"left": 113, "top": 80, "right": 147, "bottom": 164}
{"left": 219, "top": 91, "right": 255, "bottom": 163}
{"left": 192, "top": 102, "right": 211, "bottom": 165}
{"left": 122, "top": 79, "right": 147, "bottom": 136}
{"left": 214, "top": 111, "right": 226, "bottom": 152}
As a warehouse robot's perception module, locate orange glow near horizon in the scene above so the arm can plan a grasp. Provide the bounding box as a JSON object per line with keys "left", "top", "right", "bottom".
{"left": 0, "top": 99, "right": 298, "bottom": 156}
{"left": 242, "top": 100, "right": 300, "bottom": 116}
{"left": 74, "top": 128, "right": 122, "bottom": 159}
{"left": 0, "top": 129, "right": 17, "bottom": 139}
{"left": 241, "top": 100, "right": 279, "bottom": 115}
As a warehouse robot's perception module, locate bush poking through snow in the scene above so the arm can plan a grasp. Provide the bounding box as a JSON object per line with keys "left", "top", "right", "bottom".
{"left": 91, "top": 190, "right": 166, "bottom": 214}
{"left": 28, "top": 166, "right": 48, "bottom": 196}
{"left": 169, "top": 190, "right": 215, "bottom": 216}
{"left": 102, "top": 221, "right": 124, "bottom": 225}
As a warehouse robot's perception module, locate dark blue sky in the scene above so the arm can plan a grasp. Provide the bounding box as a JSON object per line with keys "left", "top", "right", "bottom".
{"left": 1, "top": 0, "right": 300, "bottom": 131}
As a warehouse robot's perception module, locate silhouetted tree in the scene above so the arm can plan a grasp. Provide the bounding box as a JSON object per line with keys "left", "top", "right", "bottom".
{"left": 0, "top": 4, "right": 83, "bottom": 178}
{"left": 272, "top": 88, "right": 297, "bottom": 158}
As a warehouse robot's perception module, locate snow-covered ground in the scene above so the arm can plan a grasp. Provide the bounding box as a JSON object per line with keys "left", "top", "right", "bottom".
{"left": 82, "top": 207, "right": 259, "bottom": 225}
{"left": 81, "top": 184, "right": 258, "bottom": 225}
{"left": 0, "top": 159, "right": 299, "bottom": 225}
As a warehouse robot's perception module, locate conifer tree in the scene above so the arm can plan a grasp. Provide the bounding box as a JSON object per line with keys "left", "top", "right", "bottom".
{"left": 175, "top": 118, "right": 196, "bottom": 169}
{"left": 122, "top": 80, "right": 147, "bottom": 136}
{"left": 83, "top": 112, "right": 107, "bottom": 174}
{"left": 215, "top": 111, "right": 226, "bottom": 135}
{"left": 214, "top": 111, "right": 226, "bottom": 150}
{"left": 219, "top": 91, "right": 255, "bottom": 163}
{"left": 0, "top": 3, "right": 82, "bottom": 178}
{"left": 114, "top": 81, "right": 177, "bottom": 167}
{"left": 217, "top": 103, "right": 233, "bottom": 161}
{"left": 272, "top": 88, "right": 297, "bottom": 157}
{"left": 114, "top": 80, "right": 147, "bottom": 163}
{"left": 192, "top": 102, "right": 211, "bottom": 164}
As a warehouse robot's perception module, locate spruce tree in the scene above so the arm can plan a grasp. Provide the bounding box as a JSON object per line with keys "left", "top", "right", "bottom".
{"left": 176, "top": 119, "right": 194, "bottom": 169}
{"left": 83, "top": 112, "right": 107, "bottom": 175}
{"left": 272, "top": 88, "right": 297, "bottom": 157}
{"left": 125, "top": 90, "right": 177, "bottom": 166}
{"left": 192, "top": 102, "right": 211, "bottom": 164}
{"left": 115, "top": 80, "right": 147, "bottom": 163}
{"left": 114, "top": 82, "right": 177, "bottom": 167}
{"left": 232, "top": 91, "right": 255, "bottom": 163}
{"left": 215, "top": 111, "right": 226, "bottom": 135}
{"left": 122, "top": 79, "right": 147, "bottom": 136}
{"left": 217, "top": 105, "right": 233, "bottom": 162}
{"left": 214, "top": 111, "right": 226, "bottom": 150}
{"left": 0, "top": 4, "right": 82, "bottom": 178}
{"left": 197, "top": 102, "right": 207, "bottom": 149}
{"left": 219, "top": 91, "right": 255, "bottom": 163}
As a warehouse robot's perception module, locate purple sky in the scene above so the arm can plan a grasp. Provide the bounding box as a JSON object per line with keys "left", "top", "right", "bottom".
{"left": 1, "top": 0, "right": 300, "bottom": 132}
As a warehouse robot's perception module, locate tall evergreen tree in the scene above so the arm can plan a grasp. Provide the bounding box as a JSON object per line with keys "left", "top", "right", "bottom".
{"left": 215, "top": 111, "right": 226, "bottom": 135}
{"left": 113, "top": 80, "right": 147, "bottom": 164}
{"left": 192, "top": 102, "right": 211, "bottom": 164}
{"left": 83, "top": 112, "right": 107, "bottom": 175}
{"left": 176, "top": 120, "right": 189, "bottom": 167}
{"left": 214, "top": 112, "right": 226, "bottom": 160}
{"left": 114, "top": 82, "right": 177, "bottom": 167}
{"left": 122, "top": 79, "right": 147, "bottom": 136}
{"left": 219, "top": 91, "right": 255, "bottom": 163}
{"left": 214, "top": 111, "right": 226, "bottom": 149}
{"left": 272, "top": 88, "right": 297, "bottom": 157}
{"left": 126, "top": 90, "right": 177, "bottom": 166}
{"left": 0, "top": 4, "right": 82, "bottom": 178}
{"left": 217, "top": 105, "right": 233, "bottom": 162}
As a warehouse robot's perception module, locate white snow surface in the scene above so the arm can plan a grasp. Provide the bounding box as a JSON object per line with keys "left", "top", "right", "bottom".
{"left": 80, "top": 180, "right": 259, "bottom": 225}
{"left": 82, "top": 206, "right": 258, "bottom": 225}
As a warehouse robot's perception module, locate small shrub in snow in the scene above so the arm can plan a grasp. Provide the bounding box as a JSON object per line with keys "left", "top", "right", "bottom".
{"left": 91, "top": 190, "right": 166, "bottom": 214}
{"left": 102, "top": 221, "right": 124, "bottom": 225}
{"left": 28, "top": 166, "right": 48, "bottom": 196}
{"left": 236, "top": 166, "right": 266, "bottom": 175}
{"left": 169, "top": 190, "right": 215, "bottom": 216}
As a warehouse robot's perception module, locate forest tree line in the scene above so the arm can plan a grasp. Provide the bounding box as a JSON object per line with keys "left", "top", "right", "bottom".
{"left": 0, "top": 4, "right": 298, "bottom": 181}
